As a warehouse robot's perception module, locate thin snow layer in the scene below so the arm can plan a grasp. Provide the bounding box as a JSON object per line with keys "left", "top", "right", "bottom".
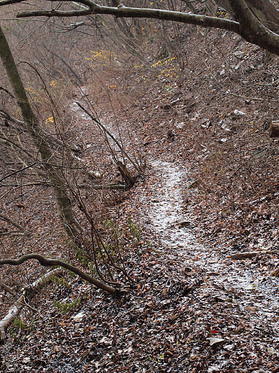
{"left": 148, "top": 160, "right": 195, "bottom": 248}
{"left": 69, "top": 102, "right": 91, "bottom": 121}
{"left": 143, "top": 159, "right": 278, "bottom": 329}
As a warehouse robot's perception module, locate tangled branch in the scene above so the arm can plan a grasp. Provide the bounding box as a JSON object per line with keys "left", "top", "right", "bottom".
{"left": 0, "top": 254, "right": 119, "bottom": 295}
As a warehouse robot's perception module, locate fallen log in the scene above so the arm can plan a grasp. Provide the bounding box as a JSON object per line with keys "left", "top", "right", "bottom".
{"left": 0, "top": 268, "right": 63, "bottom": 343}
{"left": 0, "top": 295, "right": 25, "bottom": 342}
{"left": 22, "top": 268, "right": 64, "bottom": 295}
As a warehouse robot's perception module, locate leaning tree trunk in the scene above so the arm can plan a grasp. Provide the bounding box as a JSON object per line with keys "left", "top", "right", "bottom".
{"left": 0, "top": 25, "right": 80, "bottom": 240}
{"left": 227, "top": 0, "right": 279, "bottom": 56}
{"left": 216, "top": 0, "right": 279, "bottom": 32}
{"left": 245, "top": 0, "right": 279, "bottom": 32}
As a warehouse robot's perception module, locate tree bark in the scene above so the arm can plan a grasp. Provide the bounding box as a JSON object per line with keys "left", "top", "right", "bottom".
{"left": 218, "top": 0, "right": 279, "bottom": 31}
{"left": 228, "top": 0, "right": 279, "bottom": 55}
{"left": 0, "top": 268, "right": 63, "bottom": 343}
{"left": 0, "top": 25, "right": 80, "bottom": 240}
{"left": 0, "top": 295, "right": 25, "bottom": 343}
{"left": 245, "top": 0, "right": 279, "bottom": 32}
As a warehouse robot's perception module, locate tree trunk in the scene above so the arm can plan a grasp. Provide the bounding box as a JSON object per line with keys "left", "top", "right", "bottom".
{"left": 228, "top": 0, "right": 279, "bottom": 55}
{"left": 217, "top": 0, "right": 279, "bottom": 32}
{"left": 0, "top": 25, "right": 80, "bottom": 240}
{"left": 246, "top": 0, "right": 279, "bottom": 32}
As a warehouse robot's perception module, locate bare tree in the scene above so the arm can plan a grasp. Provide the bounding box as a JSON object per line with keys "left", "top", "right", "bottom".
{"left": 1, "top": 0, "right": 277, "bottom": 55}
{"left": 0, "top": 25, "right": 81, "bottom": 240}
{"left": 0, "top": 23, "right": 131, "bottom": 296}
{"left": 1, "top": 0, "right": 279, "bottom": 298}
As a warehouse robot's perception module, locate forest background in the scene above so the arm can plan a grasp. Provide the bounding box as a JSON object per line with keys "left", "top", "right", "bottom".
{"left": 0, "top": 1, "right": 279, "bottom": 371}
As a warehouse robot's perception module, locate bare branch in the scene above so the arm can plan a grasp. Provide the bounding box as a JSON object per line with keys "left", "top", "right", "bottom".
{"left": 0, "top": 162, "right": 37, "bottom": 183}
{"left": 0, "top": 134, "right": 35, "bottom": 159}
{"left": 0, "top": 110, "right": 24, "bottom": 126}
{"left": 0, "top": 282, "right": 16, "bottom": 296}
{"left": 0, "top": 253, "right": 119, "bottom": 295}
{"left": 4, "top": 0, "right": 279, "bottom": 55}
{"left": 17, "top": 0, "right": 94, "bottom": 18}
{"left": 76, "top": 102, "right": 141, "bottom": 173}
{"left": 16, "top": 3, "right": 240, "bottom": 34}
{"left": 0, "top": 86, "right": 14, "bottom": 99}
{"left": 0, "top": 0, "right": 24, "bottom": 5}
{"left": 0, "top": 213, "right": 28, "bottom": 233}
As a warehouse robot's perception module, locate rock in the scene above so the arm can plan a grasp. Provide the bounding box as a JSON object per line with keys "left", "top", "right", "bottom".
{"left": 233, "top": 109, "right": 245, "bottom": 116}
{"left": 73, "top": 311, "right": 85, "bottom": 322}
{"left": 201, "top": 119, "right": 211, "bottom": 128}
{"left": 88, "top": 170, "right": 102, "bottom": 179}
{"left": 209, "top": 337, "right": 225, "bottom": 347}
{"left": 167, "top": 130, "right": 175, "bottom": 140}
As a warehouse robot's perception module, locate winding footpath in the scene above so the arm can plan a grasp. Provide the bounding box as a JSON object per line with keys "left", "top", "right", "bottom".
{"left": 137, "top": 159, "right": 279, "bottom": 336}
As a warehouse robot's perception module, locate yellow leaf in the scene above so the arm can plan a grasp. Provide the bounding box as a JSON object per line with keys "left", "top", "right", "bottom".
{"left": 46, "top": 116, "right": 54, "bottom": 124}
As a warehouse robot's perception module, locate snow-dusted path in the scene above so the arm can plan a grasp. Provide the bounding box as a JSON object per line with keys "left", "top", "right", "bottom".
{"left": 70, "top": 89, "right": 279, "bottom": 342}
{"left": 138, "top": 159, "right": 279, "bottom": 334}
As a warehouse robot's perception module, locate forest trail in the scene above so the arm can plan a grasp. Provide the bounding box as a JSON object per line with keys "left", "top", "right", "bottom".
{"left": 135, "top": 158, "right": 279, "bottom": 335}
{"left": 2, "top": 10, "right": 279, "bottom": 370}
{"left": 70, "top": 82, "right": 279, "bottom": 354}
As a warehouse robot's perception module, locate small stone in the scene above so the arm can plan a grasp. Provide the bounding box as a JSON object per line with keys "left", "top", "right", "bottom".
{"left": 233, "top": 109, "right": 245, "bottom": 116}
{"left": 209, "top": 337, "right": 225, "bottom": 347}
{"left": 73, "top": 311, "right": 85, "bottom": 322}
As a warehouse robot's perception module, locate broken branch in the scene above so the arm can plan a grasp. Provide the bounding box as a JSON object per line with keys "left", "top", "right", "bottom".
{"left": 0, "top": 268, "right": 63, "bottom": 343}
